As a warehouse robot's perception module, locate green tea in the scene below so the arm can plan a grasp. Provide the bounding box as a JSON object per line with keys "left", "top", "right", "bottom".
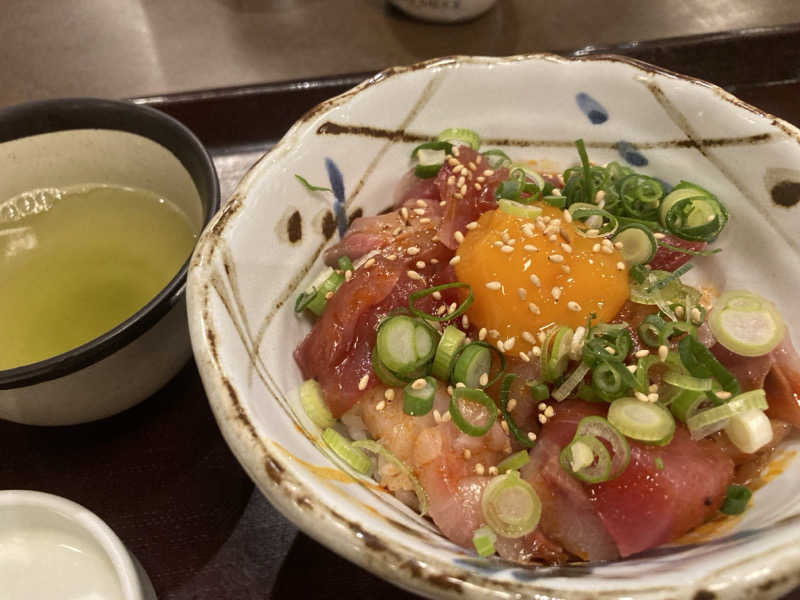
{"left": 0, "top": 184, "right": 198, "bottom": 370}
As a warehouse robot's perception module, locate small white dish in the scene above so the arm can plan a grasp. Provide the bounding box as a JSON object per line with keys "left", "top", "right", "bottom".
{"left": 0, "top": 490, "right": 155, "bottom": 599}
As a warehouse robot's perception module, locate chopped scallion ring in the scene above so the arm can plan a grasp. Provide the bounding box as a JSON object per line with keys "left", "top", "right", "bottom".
{"left": 498, "top": 198, "right": 543, "bottom": 220}
{"left": 322, "top": 428, "right": 372, "bottom": 474}
{"left": 724, "top": 408, "right": 773, "bottom": 454}
{"left": 662, "top": 370, "right": 713, "bottom": 392}
{"left": 376, "top": 315, "right": 439, "bottom": 376}
{"left": 403, "top": 376, "right": 437, "bottom": 416}
{"left": 677, "top": 335, "right": 741, "bottom": 396}
{"left": 568, "top": 202, "right": 619, "bottom": 237}
{"left": 560, "top": 434, "right": 611, "bottom": 483}
{"left": 614, "top": 223, "right": 657, "bottom": 265}
{"left": 299, "top": 379, "right": 334, "bottom": 429}
{"left": 574, "top": 415, "right": 630, "bottom": 478}
{"left": 482, "top": 148, "right": 512, "bottom": 168}
{"left": 295, "top": 266, "right": 345, "bottom": 315}
{"left": 451, "top": 341, "right": 506, "bottom": 389}
{"left": 497, "top": 450, "right": 530, "bottom": 473}
{"left": 481, "top": 471, "right": 542, "bottom": 538}
{"left": 431, "top": 325, "right": 467, "bottom": 380}
{"left": 449, "top": 387, "right": 497, "bottom": 437}
{"left": 668, "top": 388, "right": 708, "bottom": 423}
{"left": 437, "top": 127, "right": 481, "bottom": 150}
{"left": 608, "top": 397, "right": 676, "bottom": 445}
{"left": 720, "top": 484, "right": 752, "bottom": 515}
{"left": 472, "top": 526, "right": 497, "bottom": 557}
{"left": 687, "top": 389, "right": 768, "bottom": 440}
{"left": 708, "top": 290, "right": 785, "bottom": 357}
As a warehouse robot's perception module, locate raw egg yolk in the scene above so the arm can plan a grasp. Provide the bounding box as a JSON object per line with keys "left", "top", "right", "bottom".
{"left": 454, "top": 204, "right": 629, "bottom": 355}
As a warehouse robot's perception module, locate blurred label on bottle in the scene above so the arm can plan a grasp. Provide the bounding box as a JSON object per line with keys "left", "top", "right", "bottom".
{"left": 388, "top": 0, "right": 498, "bottom": 23}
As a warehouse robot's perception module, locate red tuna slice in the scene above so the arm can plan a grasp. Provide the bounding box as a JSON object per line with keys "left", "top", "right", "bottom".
{"left": 522, "top": 401, "right": 620, "bottom": 561}
{"left": 764, "top": 333, "right": 800, "bottom": 429}
{"left": 323, "top": 211, "right": 404, "bottom": 266}
{"left": 588, "top": 426, "right": 734, "bottom": 557}
{"left": 393, "top": 168, "right": 441, "bottom": 208}
{"left": 435, "top": 146, "right": 508, "bottom": 250}
{"left": 649, "top": 233, "right": 707, "bottom": 272}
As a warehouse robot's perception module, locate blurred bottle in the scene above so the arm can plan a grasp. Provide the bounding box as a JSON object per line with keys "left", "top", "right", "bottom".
{"left": 388, "top": 0, "right": 498, "bottom": 23}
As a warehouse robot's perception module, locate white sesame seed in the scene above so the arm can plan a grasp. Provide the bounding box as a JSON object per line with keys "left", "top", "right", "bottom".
{"left": 504, "top": 337, "right": 516, "bottom": 350}
{"left": 358, "top": 375, "right": 369, "bottom": 391}
{"left": 690, "top": 307, "right": 702, "bottom": 322}
{"left": 523, "top": 244, "right": 538, "bottom": 252}
{"left": 325, "top": 291, "right": 334, "bottom": 300}
{"left": 411, "top": 378, "right": 427, "bottom": 390}
{"left": 517, "top": 287, "right": 527, "bottom": 300}
{"left": 528, "top": 432, "right": 538, "bottom": 442}
{"left": 500, "top": 420, "right": 510, "bottom": 434}
{"left": 507, "top": 398, "right": 518, "bottom": 412}
{"left": 376, "top": 400, "right": 386, "bottom": 411}
{"left": 531, "top": 346, "right": 542, "bottom": 357}
{"left": 473, "top": 183, "right": 482, "bottom": 191}
{"left": 528, "top": 302, "right": 541, "bottom": 315}
{"left": 519, "top": 352, "right": 530, "bottom": 362}
{"left": 449, "top": 255, "right": 462, "bottom": 266}
{"left": 447, "top": 385, "right": 454, "bottom": 396}
{"left": 345, "top": 270, "right": 353, "bottom": 282}
{"left": 552, "top": 188, "right": 562, "bottom": 196}
{"left": 675, "top": 305, "right": 686, "bottom": 318}
{"left": 548, "top": 254, "right": 564, "bottom": 263}
{"left": 617, "top": 261, "right": 626, "bottom": 271}
{"left": 595, "top": 190, "right": 606, "bottom": 203}
{"left": 413, "top": 208, "right": 425, "bottom": 216}
{"left": 475, "top": 463, "right": 485, "bottom": 475}
{"left": 456, "top": 382, "right": 466, "bottom": 388}
{"left": 567, "top": 301, "right": 581, "bottom": 312}
{"left": 406, "top": 246, "right": 420, "bottom": 256}
{"left": 447, "top": 175, "right": 456, "bottom": 186}
{"left": 449, "top": 302, "right": 457, "bottom": 313}
{"left": 416, "top": 260, "right": 426, "bottom": 269}
{"left": 432, "top": 291, "right": 442, "bottom": 300}
{"left": 614, "top": 241, "right": 624, "bottom": 249}
{"left": 433, "top": 409, "right": 442, "bottom": 424}
{"left": 488, "top": 466, "right": 498, "bottom": 476}
{"left": 561, "top": 243, "right": 573, "bottom": 254}
{"left": 483, "top": 169, "right": 495, "bottom": 176}
{"left": 592, "top": 243, "right": 601, "bottom": 253}
{"left": 486, "top": 281, "right": 501, "bottom": 291}
{"left": 551, "top": 287, "right": 562, "bottom": 301}
{"left": 561, "top": 265, "right": 571, "bottom": 274}
{"left": 496, "top": 340, "right": 506, "bottom": 352}
{"left": 457, "top": 176, "right": 466, "bottom": 187}
{"left": 478, "top": 327, "right": 487, "bottom": 341}
{"left": 634, "top": 391, "right": 649, "bottom": 403}
{"left": 462, "top": 314, "right": 470, "bottom": 329}
{"left": 658, "top": 345, "right": 669, "bottom": 361}
{"left": 479, "top": 372, "right": 489, "bottom": 386}
{"left": 384, "top": 388, "right": 395, "bottom": 401}
{"left": 635, "top": 349, "right": 650, "bottom": 358}
{"left": 562, "top": 209, "right": 573, "bottom": 223}
{"left": 521, "top": 223, "right": 535, "bottom": 238}
{"left": 430, "top": 257, "right": 438, "bottom": 263}
{"left": 715, "top": 391, "right": 732, "bottom": 400}
{"left": 538, "top": 414, "right": 548, "bottom": 424}
{"left": 544, "top": 406, "right": 555, "bottom": 418}
{"left": 605, "top": 346, "right": 616, "bottom": 355}
{"left": 452, "top": 146, "right": 461, "bottom": 157}
{"left": 626, "top": 364, "right": 638, "bottom": 373}
{"left": 386, "top": 254, "right": 397, "bottom": 261}
{"left": 401, "top": 207, "right": 409, "bottom": 220}
{"left": 548, "top": 234, "right": 558, "bottom": 242}
{"left": 466, "top": 221, "right": 479, "bottom": 230}
{"left": 459, "top": 184, "right": 468, "bottom": 195}
{"left": 529, "top": 274, "right": 541, "bottom": 287}
{"left": 586, "top": 228, "right": 600, "bottom": 236}
{"left": 649, "top": 383, "right": 659, "bottom": 393}
{"left": 500, "top": 244, "right": 514, "bottom": 254}
{"left": 454, "top": 231, "right": 465, "bottom": 244}
{"left": 436, "top": 305, "right": 446, "bottom": 316}
{"left": 407, "top": 270, "right": 422, "bottom": 281}
{"left": 653, "top": 232, "right": 666, "bottom": 240}
{"left": 463, "top": 448, "right": 472, "bottom": 459}
{"left": 648, "top": 393, "right": 659, "bottom": 402}
{"left": 522, "top": 331, "right": 535, "bottom": 343}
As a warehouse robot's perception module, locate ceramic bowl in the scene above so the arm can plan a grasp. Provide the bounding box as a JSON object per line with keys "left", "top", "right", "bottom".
{"left": 0, "top": 490, "right": 156, "bottom": 599}
{"left": 0, "top": 98, "right": 219, "bottom": 426}
{"left": 187, "top": 55, "right": 800, "bottom": 599}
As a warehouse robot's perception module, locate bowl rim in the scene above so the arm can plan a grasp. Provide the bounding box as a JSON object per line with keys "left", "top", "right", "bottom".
{"left": 188, "top": 52, "right": 800, "bottom": 599}
{"left": 0, "top": 489, "right": 145, "bottom": 599}
{"left": 0, "top": 97, "right": 220, "bottom": 389}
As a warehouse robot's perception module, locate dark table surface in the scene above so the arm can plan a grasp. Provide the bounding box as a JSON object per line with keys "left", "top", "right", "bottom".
{"left": 4, "top": 24, "right": 800, "bottom": 600}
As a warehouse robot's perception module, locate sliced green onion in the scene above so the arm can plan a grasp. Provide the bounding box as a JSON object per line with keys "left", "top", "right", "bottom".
{"left": 337, "top": 255, "right": 354, "bottom": 271}
{"left": 497, "top": 450, "right": 530, "bottom": 473}
{"left": 658, "top": 320, "right": 695, "bottom": 346}
{"left": 618, "top": 174, "right": 663, "bottom": 220}
{"left": 663, "top": 370, "right": 713, "bottom": 392}
{"left": 482, "top": 149, "right": 512, "bottom": 168}
{"left": 509, "top": 163, "right": 546, "bottom": 191}
{"left": 629, "top": 269, "right": 694, "bottom": 306}
{"left": 409, "top": 282, "right": 474, "bottom": 322}
{"left": 498, "top": 198, "right": 543, "bottom": 220}
{"left": 542, "top": 195, "right": 567, "bottom": 209}
{"left": 322, "top": 428, "right": 372, "bottom": 474}
{"left": 371, "top": 346, "right": 413, "bottom": 387}
{"left": 295, "top": 174, "right": 332, "bottom": 192}
{"left": 437, "top": 127, "right": 481, "bottom": 150}
{"left": 414, "top": 148, "right": 446, "bottom": 178}
{"left": 499, "top": 374, "right": 533, "bottom": 448}
{"left": 472, "top": 526, "right": 497, "bottom": 557}
{"left": 661, "top": 182, "right": 728, "bottom": 242}
{"left": 299, "top": 379, "right": 335, "bottom": 429}
{"left": 720, "top": 484, "right": 752, "bottom": 515}
{"left": 645, "top": 263, "right": 693, "bottom": 294}
{"left": 481, "top": 471, "right": 542, "bottom": 538}
{"left": 410, "top": 140, "right": 452, "bottom": 158}
{"left": 575, "top": 138, "right": 594, "bottom": 204}
{"left": 295, "top": 266, "right": 345, "bottom": 315}
{"left": 614, "top": 223, "right": 657, "bottom": 266}
{"left": 677, "top": 335, "right": 740, "bottom": 396}
{"left": 708, "top": 290, "right": 785, "bottom": 357}
{"left": 403, "top": 376, "right": 436, "bottom": 416}
{"left": 568, "top": 202, "right": 619, "bottom": 237}
{"left": 724, "top": 408, "right": 773, "bottom": 454}
{"left": 638, "top": 314, "right": 667, "bottom": 347}
{"left": 449, "top": 387, "right": 497, "bottom": 437}
{"left": 376, "top": 316, "right": 439, "bottom": 375}
{"left": 686, "top": 389, "right": 768, "bottom": 439}
{"left": 560, "top": 434, "right": 611, "bottom": 483}
{"left": 634, "top": 354, "right": 661, "bottom": 394}
{"left": 552, "top": 362, "right": 591, "bottom": 402}
{"left": 451, "top": 341, "right": 505, "bottom": 388}
{"left": 353, "top": 440, "right": 427, "bottom": 515}
{"left": 608, "top": 397, "right": 676, "bottom": 445}
{"left": 526, "top": 380, "right": 550, "bottom": 402}
{"left": 431, "top": 325, "right": 466, "bottom": 380}
{"left": 574, "top": 415, "right": 630, "bottom": 478}
{"left": 541, "top": 325, "right": 574, "bottom": 381}
{"left": 668, "top": 388, "right": 708, "bottom": 423}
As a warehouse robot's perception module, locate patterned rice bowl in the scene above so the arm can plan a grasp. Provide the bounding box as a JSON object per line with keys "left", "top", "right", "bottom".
{"left": 187, "top": 54, "right": 800, "bottom": 599}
